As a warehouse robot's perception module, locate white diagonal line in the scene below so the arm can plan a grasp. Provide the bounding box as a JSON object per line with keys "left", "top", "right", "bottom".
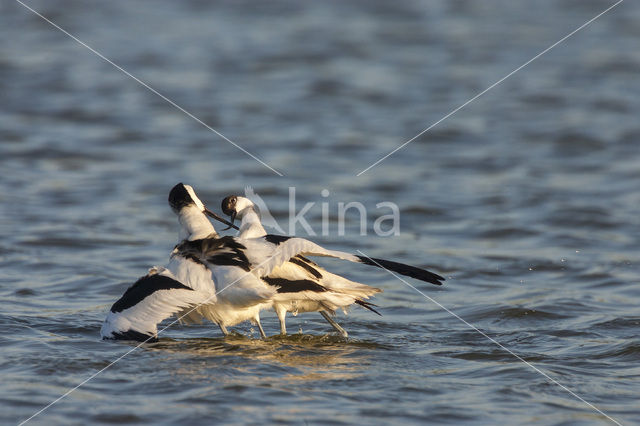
{"left": 15, "top": 0, "right": 284, "bottom": 177}
{"left": 356, "top": 250, "right": 623, "bottom": 426}
{"left": 18, "top": 254, "right": 277, "bottom": 426}
{"left": 356, "top": 0, "right": 624, "bottom": 176}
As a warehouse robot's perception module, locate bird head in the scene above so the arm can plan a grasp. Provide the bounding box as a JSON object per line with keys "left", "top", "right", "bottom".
{"left": 169, "top": 183, "right": 237, "bottom": 231}
{"left": 220, "top": 195, "right": 257, "bottom": 229}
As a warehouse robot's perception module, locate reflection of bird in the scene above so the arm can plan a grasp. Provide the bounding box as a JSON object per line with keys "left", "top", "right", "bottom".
{"left": 244, "top": 186, "right": 286, "bottom": 235}
{"left": 218, "top": 195, "right": 444, "bottom": 337}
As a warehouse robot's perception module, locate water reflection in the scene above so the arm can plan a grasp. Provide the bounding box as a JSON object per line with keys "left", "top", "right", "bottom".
{"left": 148, "top": 334, "right": 381, "bottom": 384}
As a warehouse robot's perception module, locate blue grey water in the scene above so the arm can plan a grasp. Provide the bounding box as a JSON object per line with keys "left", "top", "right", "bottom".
{"left": 1, "top": 0, "right": 639, "bottom": 424}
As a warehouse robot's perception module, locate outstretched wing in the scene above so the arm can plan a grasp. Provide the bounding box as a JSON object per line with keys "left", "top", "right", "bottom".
{"left": 101, "top": 269, "right": 207, "bottom": 342}
{"left": 174, "top": 234, "right": 444, "bottom": 288}
{"left": 247, "top": 235, "right": 445, "bottom": 286}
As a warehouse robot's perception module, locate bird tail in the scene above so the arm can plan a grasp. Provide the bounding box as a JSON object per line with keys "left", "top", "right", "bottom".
{"left": 355, "top": 299, "right": 381, "bottom": 316}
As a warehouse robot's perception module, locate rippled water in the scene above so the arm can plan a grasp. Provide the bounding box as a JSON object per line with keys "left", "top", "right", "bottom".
{"left": 2, "top": 1, "right": 639, "bottom": 424}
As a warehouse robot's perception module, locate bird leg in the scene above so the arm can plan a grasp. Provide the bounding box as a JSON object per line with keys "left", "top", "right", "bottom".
{"left": 256, "top": 320, "right": 267, "bottom": 339}
{"left": 275, "top": 307, "right": 287, "bottom": 335}
{"left": 319, "top": 311, "right": 348, "bottom": 338}
{"left": 219, "top": 323, "right": 229, "bottom": 336}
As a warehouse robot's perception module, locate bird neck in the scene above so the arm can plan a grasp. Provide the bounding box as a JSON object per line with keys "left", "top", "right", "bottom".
{"left": 238, "top": 207, "right": 267, "bottom": 238}
{"left": 178, "top": 205, "right": 217, "bottom": 240}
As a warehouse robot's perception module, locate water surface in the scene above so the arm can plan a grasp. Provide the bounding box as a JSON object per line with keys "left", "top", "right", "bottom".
{"left": 1, "top": 1, "right": 639, "bottom": 424}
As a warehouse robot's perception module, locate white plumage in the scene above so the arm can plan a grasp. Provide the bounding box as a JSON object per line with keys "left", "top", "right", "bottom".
{"left": 220, "top": 195, "right": 381, "bottom": 336}
{"left": 166, "top": 183, "right": 272, "bottom": 337}
{"left": 100, "top": 267, "right": 208, "bottom": 342}
{"left": 101, "top": 183, "right": 273, "bottom": 341}
{"left": 101, "top": 183, "right": 444, "bottom": 342}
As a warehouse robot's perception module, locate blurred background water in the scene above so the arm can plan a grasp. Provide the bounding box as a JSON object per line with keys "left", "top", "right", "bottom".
{"left": 1, "top": 0, "right": 639, "bottom": 424}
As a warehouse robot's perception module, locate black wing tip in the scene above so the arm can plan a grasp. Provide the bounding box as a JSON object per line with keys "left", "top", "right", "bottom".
{"left": 264, "top": 234, "right": 292, "bottom": 245}
{"left": 105, "top": 330, "right": 158, "bottom": 343}
{"left": 263, "top": 277, "right": 327, "bottom": 294}
{"left": 356, "top": 255, "right": 445, "bottom": 286}
{"left": 431, "top": 274, "right": 445, "bottom": 285}
{"left": 355, "top": 299, "right": 382, "bottom": 316}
